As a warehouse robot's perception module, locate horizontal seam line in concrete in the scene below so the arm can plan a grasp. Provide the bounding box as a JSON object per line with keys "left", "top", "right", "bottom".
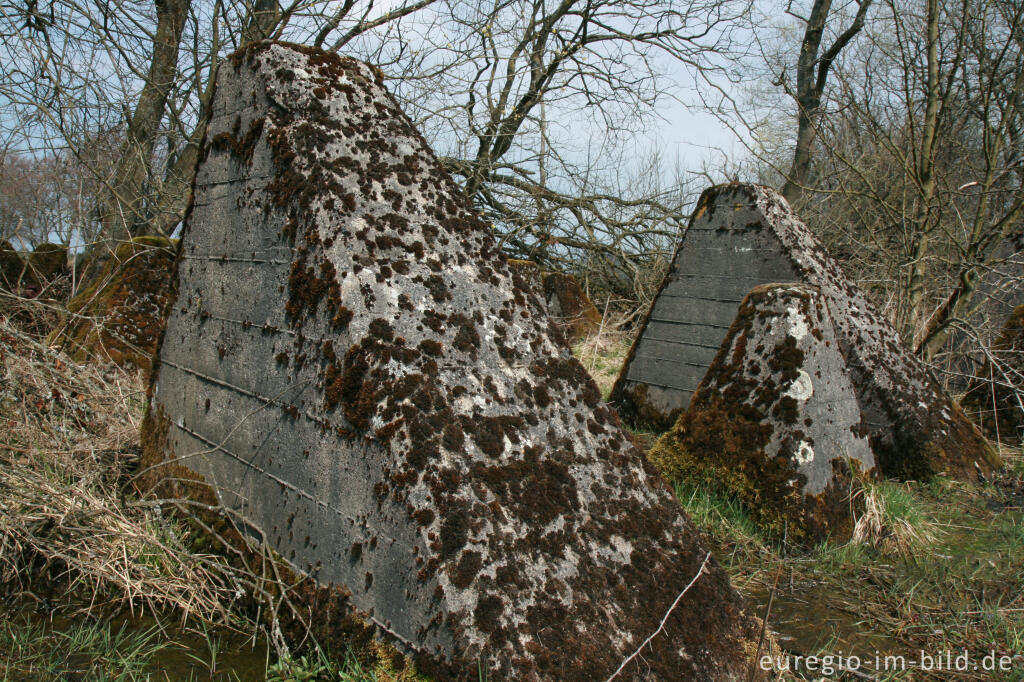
{"left": 622, "top": 378, "right": 696, "bottom": 393}
{"left": 180, "top": 255, "right": 294, "bottom": 264}
{"left": 646, "top": 318, "right": 732, "bottom": 330}
{"left": 656, "top": 293, "right": 744, "bottom": 304}
{"left": 168, "top": 419, "right": 360, "bottom": 526}
{"left": 639, "top": 336, "right": 723, "bottom": 350}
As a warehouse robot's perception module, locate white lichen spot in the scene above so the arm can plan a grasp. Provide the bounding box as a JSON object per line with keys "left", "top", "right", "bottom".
{"left": 383, "top": 358, "right": 410, "bottom": 379}
{"left": 794, "top": 441, "right": 815, "bottom": 465}
{"left": 609, "top": 534, "right": 633, "bottom": 560}
{"left": 786, "top": 305, "right": 809, "bottom": 340}
{"left": 784, "top": 369, "right": 814, "bottom": 401}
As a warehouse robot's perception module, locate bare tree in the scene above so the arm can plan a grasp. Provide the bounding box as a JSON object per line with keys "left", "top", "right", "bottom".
{"left": 2, "top": 0, "right": 756, "bottom": 306}
{"left": 797, "top": 0, "right": 1024, "bottom": 358}
{"left": 0, "top": 0, "right": 444, "bottom": 255}
{"left": 779, "top": 0, "right": 872, "bottom": 203}
{"left": 380, "top": 0, "right": 751, "bottom": 298}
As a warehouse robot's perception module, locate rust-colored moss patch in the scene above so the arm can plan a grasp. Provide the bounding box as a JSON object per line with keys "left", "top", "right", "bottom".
{"left": 541, "top": 271, "right": 601, "bottom": 343}
{"left": 50, "top": 236, "right": 176, "bottom": 372}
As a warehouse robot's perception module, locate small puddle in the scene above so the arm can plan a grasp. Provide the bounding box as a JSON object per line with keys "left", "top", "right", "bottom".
{"left": 742, "top": 580, "right": 906, "bottom": 660}
{"left": 3, "top": 608, "right": 270, "bottom": 680}
{"left": 138, "top": 619, "right": 270, "bottom": 680}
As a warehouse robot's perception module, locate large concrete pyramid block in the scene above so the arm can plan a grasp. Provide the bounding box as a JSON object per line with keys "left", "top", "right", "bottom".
{"left": 612, "top": 183, "right": 997, "bottom": 480}
{"left": 140, "top": 43, "right": 764, "bottom": 679}
{"left": 649, "top": 283, "right": 876, "bottom": 542}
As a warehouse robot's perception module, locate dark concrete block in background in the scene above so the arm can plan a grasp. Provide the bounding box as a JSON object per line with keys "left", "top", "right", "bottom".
{"left": 612, "top": 183, "right": 997, "bottom": 480}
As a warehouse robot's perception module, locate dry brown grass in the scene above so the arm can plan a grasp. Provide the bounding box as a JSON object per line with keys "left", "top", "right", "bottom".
{"left": 572, "top": 312, "right": 636, "bottom": 400}
{"left": 0, "top": 301, "right": 422, "bottom": 679}
{"left": 0, "top": 310, "right": 238, "bottom": 624}
{"left": 850, "top": 480, "right": 941, "bottom": 557}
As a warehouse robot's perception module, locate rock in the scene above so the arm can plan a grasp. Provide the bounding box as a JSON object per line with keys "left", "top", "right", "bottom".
{"left": 962, "top": 305, "right": 1024, "bottom": 443}
{"left": 541, "top": 271, "right": 602, "bottom": 343}
{"left": 612, "top": 183, "right": 997, "bottom": 480}
{"left": 649, "top": 283, "right": 876, "bottom": 543}
{"left": 139, "top": 42, "right": 765, "bottom": 680}
{"left": 28, "top": 243, "right": 68, "bottom": 283}
{"left": 0, "top": 240, "right": 25, "bottom": 291}
{"left": 51, "top": 236, "right": 176, "bottom": 371}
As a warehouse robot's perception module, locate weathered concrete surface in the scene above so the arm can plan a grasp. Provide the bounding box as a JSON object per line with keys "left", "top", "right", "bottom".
{"left": 504, "top": 259, "right": 546, "bottom": 325}
{"left": 140, "top": 43, "right": 766, "bottom": 680}
{"left": 962, "top": 305, "right": 1024, "bottom": 443}
{"left": 649, "top": 283, "right": 875, "bottom": 543}
{"left": 612, "top": 183, "right": 998, "bottom": 480}
{"left": 52, "top": 236, "right": 175, "bottom": 371}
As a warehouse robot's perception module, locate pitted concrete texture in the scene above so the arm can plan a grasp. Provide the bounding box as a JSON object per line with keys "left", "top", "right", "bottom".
{"left": 612, "top": 183, "right": 997, "bottom": 480}
{"left": 506, "top": 260, "right": 602, "bottom": 345}
{"left": 140, "top": 43, "right": 764, "bottom": 680}
{"left": 650, "top": 283, "right": 875, "bottom": 542}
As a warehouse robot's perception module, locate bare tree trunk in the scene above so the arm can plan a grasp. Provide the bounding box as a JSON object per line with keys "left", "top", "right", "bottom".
{"left": 99, "top": 0, "right": 190, "bottom": 245}
{"left": 782, "top": 0, "right": 872, "bottom": 205}
{"left": 782, "top": 0, "right": 831, "bottom": 204}
{"left": 903, "top": 0, "right": 941, "bottom": 339}
{"left": 241, "top": 0, "right": 281, "bottom": 44}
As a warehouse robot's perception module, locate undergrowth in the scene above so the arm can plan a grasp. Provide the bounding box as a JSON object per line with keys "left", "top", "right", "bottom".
{"left": 0, "top": 301, "right": 401, "bottom": 681}
{"left": 672, "top": 469, "right": 1024, "bottom": 680}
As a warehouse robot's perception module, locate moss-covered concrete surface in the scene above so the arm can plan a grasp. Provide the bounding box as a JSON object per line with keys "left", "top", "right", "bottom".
{"left": 140, "top": 42, "right": 769, "bottom": 681}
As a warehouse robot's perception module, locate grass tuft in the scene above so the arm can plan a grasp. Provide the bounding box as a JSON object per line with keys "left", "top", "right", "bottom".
{"left": 0, "top": 314, "right": 238, "bottom": 623}
{"left": 851, "top": 480, "right": 940, "bottom": 557}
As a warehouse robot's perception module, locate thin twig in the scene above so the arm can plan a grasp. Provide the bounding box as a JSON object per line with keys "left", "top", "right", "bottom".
{"left": 605, "top": 551, "right": 712, "bottom": 682}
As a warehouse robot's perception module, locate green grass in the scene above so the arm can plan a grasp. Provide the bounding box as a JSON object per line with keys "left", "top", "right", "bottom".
{"left": 268, "top": 647, "right": 379, "bottom": 682}
{"left": 674, "top": 479, "right": 763, "bottom": 546}
{"left": 0, "top": 612, "right": 411, "bottom": 681}
{"left": 681, "top": 473, "right": 1024, "bottom": 679}
{"left": 650, "top": 440, "right": 1024, "bottom": 681}
{"left": 0, "top": 618, "right": 168, "bottom": 681}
